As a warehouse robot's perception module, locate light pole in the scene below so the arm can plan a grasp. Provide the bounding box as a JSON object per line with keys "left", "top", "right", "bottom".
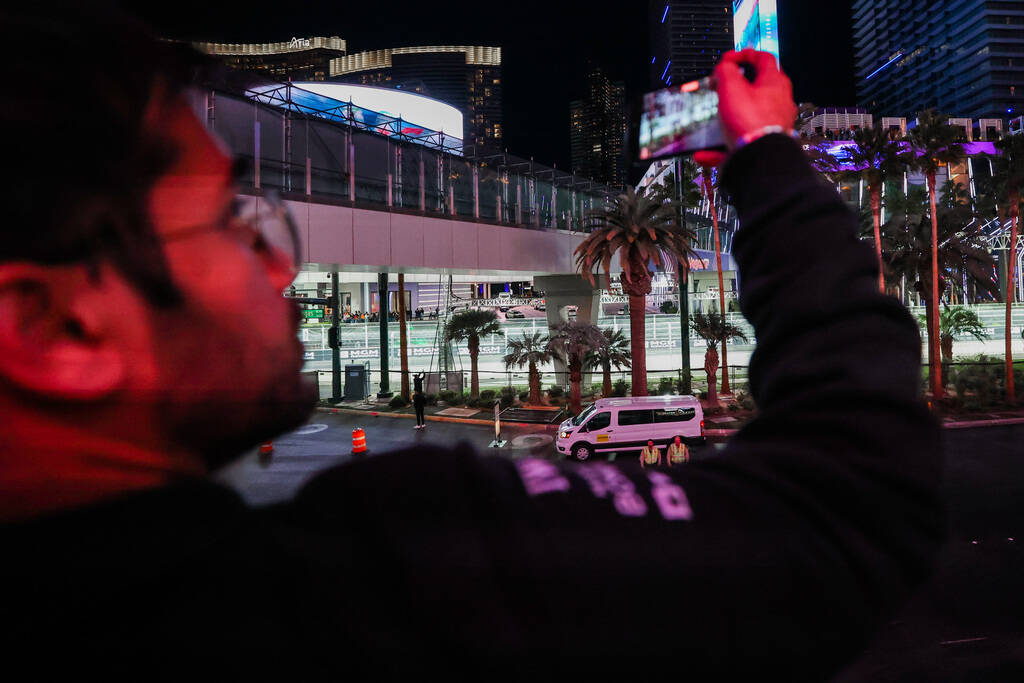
{"left": 702, "top": 170, "right": 730, "bottom": 394}
{"left": 675, "top": 157, "right": 692, "bottom": 394}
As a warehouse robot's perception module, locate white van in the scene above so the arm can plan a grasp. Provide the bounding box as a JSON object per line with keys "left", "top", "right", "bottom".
{"left": 556, "top": 395, "right": 705, "bottom": 461}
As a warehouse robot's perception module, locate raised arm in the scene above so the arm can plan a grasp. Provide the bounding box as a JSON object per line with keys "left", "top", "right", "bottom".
{"left": 285, "top": 51, "right": 943, "bottom": 679}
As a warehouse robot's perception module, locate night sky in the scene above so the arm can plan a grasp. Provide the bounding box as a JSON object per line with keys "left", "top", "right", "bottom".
{"left": 124, "top": 0, "right": 855, "bottom": 174}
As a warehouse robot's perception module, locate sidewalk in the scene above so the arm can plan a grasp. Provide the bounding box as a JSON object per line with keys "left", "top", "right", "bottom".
{"left": 318, "top": 398, "right": 1024, "bottom": 435}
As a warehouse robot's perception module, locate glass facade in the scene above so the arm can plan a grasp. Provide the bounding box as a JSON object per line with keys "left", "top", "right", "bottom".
{"left": 854, "top": 0, "right": 1024, "bottom": 120}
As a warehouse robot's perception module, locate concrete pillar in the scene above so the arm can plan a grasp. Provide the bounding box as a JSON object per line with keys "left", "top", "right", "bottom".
{"left": 534, "top": 274, "right": 607, "bottom": 391}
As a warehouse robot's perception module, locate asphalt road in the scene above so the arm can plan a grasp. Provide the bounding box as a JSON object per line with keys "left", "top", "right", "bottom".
{"left": 215, "top": 411, "right": 719, "bottom": 506}
{"left": 216, "top": 415, "right": 1023, "bottom": 681}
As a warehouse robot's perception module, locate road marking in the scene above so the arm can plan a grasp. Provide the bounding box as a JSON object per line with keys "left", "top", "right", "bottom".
{"left": 940, "top": 637, "right": 989, "bottom": 645}
{"left": 294, "top": 424, "right": 329, "bottom": 435}
{"left": 509, "top": 434, "right": 554, "bottom": 449}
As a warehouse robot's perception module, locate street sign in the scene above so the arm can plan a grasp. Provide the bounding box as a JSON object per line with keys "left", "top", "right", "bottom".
{"left": 302, "top": 308, "right": 325, "bottom": 319}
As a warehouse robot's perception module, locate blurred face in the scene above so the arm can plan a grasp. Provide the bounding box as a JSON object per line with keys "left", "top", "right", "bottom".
{"left": 674, "top": 436, "right": 681, "bottom": 444}
{"left": 648, "top": 440, "right": 654, "bottom": 447}
{"left": 141, "top": 100, "right": 314, "bottom": 465}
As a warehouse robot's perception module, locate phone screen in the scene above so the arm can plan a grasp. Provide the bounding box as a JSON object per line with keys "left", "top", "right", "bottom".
{"left": 638, "top": 78, "right": 725, "bottom": 160}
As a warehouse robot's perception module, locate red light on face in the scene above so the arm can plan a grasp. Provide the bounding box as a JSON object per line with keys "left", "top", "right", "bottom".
{"left": 681, "top": 81, "right": 699, "bottom": 93}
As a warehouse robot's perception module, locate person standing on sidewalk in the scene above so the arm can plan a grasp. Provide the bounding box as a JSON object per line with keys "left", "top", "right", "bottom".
{"left": 413, "top": 390, "right": 427, "bottom": 430}
{"left": 640, "top": 439, "right": 661, "bottom": 468}
{"left": 667, "top": 436, "right": 689, "bottom": 466}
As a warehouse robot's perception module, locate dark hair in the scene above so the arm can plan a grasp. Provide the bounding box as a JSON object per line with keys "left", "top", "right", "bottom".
{"left": 3, "top": 6, "right": 211, "bottom": 305}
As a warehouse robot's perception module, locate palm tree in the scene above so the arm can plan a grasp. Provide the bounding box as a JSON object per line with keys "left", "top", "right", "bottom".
{"left": 576, "top": 186, "right": 699, "bottom": 396}
{"left": 839, "top": 126, "right": 908, "bottom": 293}
{"left": 803, "top": 133, "right": 844, "bottom": 185}
{"left": 444, "top": 309, "right": 500, "bottom": 399}
{"left": 503, "top": 332, "right": 551, "bottom": 406}
{"left": 982, "top": 133, "right": 1024, "bottom": 403}
{"left": 585, "top": 328, "right": 632, "bottom": 397}
{"left": 917, "top": 306, "right": 989, "bottom": 362}
{"left": 882, "top": 183, "right": 1000, "bottom": 392}
{"left": 906, "top": 110, "right": 968, "bottom": 399}
{"left": 699, "top": 166, "right": 733, "bottom": 394}
{"left": 689, "top": 312, "right": 748, "bottom": 409}
{"left": 545, "top": 321, "right": 605, "bottom": 415}
{"left": 652, "top": 159, "right": 705, "bottom": 395}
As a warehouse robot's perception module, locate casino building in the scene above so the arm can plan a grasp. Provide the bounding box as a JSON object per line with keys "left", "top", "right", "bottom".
{"left": 192, "top": 36, "right": 347, "bottom": 82}
{"left": 853, "top": 0, "right": 1024, "bottom": 121}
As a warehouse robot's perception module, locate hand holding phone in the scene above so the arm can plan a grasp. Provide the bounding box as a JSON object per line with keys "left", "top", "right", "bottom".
{"left": 639, "top": 49, "right": 797, "bottom": 167}
{"left": 713, "top": 49, "right": 798, "bottom": 152}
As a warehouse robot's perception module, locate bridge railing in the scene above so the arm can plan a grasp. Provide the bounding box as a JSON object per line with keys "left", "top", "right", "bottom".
{"left": 202, "top": 88, "right": 621, "bottom": 232}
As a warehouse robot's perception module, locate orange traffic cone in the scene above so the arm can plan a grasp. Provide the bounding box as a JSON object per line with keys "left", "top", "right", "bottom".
{"left": 258, "top": 440, "right": 273, "bottom": 467}
{"left": 352, "top": 428, "right": 367, "bottom": 454}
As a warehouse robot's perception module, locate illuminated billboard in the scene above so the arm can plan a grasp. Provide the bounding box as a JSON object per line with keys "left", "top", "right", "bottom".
{"left": 291, "top": 83, "right": 463, "bottom": 139}
{"left": 732, "top": 0, "right": 780, "bottom": 63}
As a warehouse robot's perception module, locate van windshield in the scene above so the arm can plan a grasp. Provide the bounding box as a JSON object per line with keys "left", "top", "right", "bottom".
{"left": 571, "top": 404, "right": 597, "bottom": 426}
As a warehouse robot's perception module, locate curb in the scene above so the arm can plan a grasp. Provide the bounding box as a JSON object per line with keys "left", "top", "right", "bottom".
{"left": 316, "top": 406, "right": 544, "bottom": 429}
{"left": 942, "top": 416, "right": 1024, "bottom": 430}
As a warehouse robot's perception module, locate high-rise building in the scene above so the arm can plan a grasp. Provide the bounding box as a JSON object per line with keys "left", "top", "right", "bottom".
{"left": 570, "top": 67, "right": 627, "bottom": 186}
{"left": 649, "top": 1, "right": 734, "bottom": 88}
{"left": 329, "top": 46, "right": 503, "bottom": 154}
{"left": 192, "top": 36, "right": 347, "bottom": 81}
{"left": 853, "top": 0, "right": 1024, "bottom": 122}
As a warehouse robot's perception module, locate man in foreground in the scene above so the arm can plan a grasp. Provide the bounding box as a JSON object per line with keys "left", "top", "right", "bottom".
{"left": 1, "top": 10, "right": 942, "bottom": 679}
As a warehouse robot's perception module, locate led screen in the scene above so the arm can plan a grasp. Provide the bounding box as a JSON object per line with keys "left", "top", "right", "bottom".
{"left": 289, "top": 82, "right": 464, "bottom": 139}
{"left": 732, "top": 0, "right": 780, "bottom": 62}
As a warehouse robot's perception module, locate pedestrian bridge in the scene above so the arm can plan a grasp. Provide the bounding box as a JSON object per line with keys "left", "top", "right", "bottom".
{"left": 190, "top": 85, "right": 736, "bottom": 278}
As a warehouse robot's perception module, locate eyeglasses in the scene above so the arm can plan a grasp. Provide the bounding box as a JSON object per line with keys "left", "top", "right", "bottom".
{"left": 162, "top": 189, "right": 301, "bottom": 277}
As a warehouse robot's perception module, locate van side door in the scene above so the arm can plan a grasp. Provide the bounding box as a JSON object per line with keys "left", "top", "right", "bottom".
{"left": 581, "top": 411, "right": 613, "bottom": 451}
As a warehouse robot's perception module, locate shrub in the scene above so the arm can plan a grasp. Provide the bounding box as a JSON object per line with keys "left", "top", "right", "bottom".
{"left": 388, "top": 395, "right": 408, "bottom": 409}
{"left": 698, "top": 391, "right": 708, "bottom": 400}
{"left": 499, "top": 387, "right": 516, "bottom": 408}
{"left": 949, "top": 358, "right": 1002, "bottom": 411}
{"left": 656, "top": 377, "right": 675, "bottom": 395}
{"left": 728, "top": 402, "right": 741, "bottom": 412}
{"left": 611, "top": 379, "right": 630, "bottom": 397}
{"left": 448, "top": 393, "right": 466, "bottom": 406}
{"left": 424, "top": 394, "right": 438, "bottom": 406}
{"left": 659, "top": 300, "right": 679, "bottom": 315}
{"left": 547, "top": 385, "right": 564, "bottom": 398}
{"left": 518, "top": 391, "right": 530, "bottom": 402}
{"left": 438, "top": 390, "right": 457, "bottom": 404}
{"left": 740, "top": 397, "right": 756, "bottom": 411}
{"left": 480, "top": 389, "right": 496, "bottom": 401}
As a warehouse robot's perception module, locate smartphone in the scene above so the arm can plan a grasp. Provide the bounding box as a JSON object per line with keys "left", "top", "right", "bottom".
{"left": 638, "top": 78, "right": 725, "bottom": 161}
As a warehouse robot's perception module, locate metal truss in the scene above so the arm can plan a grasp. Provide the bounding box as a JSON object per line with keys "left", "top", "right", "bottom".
{"left": 247, "top": 83, "right": 465, "bottom": 156}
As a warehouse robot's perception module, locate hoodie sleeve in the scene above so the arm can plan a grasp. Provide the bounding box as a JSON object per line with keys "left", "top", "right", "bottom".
{"left": 286, "top": 135, "right": 944, "bottom": 680}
